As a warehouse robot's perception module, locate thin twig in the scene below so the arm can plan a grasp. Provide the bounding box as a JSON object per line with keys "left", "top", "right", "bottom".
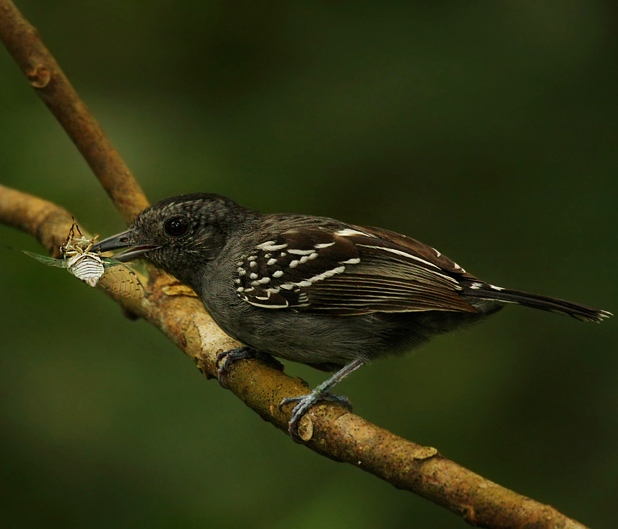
{"left": 0, "top": 0, "right": 149, "bottom": 223}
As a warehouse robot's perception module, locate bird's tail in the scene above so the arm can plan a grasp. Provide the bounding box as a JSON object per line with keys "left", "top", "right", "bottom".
{"left": 463, "top": 282, "right": 612, "bottom": 323}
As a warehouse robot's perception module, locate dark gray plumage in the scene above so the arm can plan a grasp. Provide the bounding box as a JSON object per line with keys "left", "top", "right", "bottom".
{"left": 93, "top": 193, "right": 611, "bottom": 441}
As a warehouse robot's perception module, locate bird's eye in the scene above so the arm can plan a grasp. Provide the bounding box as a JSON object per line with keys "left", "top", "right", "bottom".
{"left": 164, "top": 217, "right": 189, "bottom": 237}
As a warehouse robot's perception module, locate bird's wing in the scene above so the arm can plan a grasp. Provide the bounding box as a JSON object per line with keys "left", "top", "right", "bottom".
{"left": 235, "top": 223, "right": 478, "bottom": 315}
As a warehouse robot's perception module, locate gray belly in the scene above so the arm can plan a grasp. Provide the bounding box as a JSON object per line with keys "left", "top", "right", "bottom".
{"left": 202, "top": 285, "right": 492, "bottom": 369}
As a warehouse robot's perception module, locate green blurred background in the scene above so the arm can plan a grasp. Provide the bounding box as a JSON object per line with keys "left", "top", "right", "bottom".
{"left": 1, "top": 1, "right": 617, "bottom": 527}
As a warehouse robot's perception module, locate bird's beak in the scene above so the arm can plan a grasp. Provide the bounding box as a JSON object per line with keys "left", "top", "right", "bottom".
{"left": 92, "top": 229, "right": 160, "bottom": 262}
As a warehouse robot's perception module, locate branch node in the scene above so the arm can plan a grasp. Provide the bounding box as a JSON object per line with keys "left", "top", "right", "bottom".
{"left": 461, "top": 505, "right": 478, "bottom": 525}
{"left": 297, "top": 414, "right": 314, "bottom": 441}
{"left": 27, "top": 64, "right": 51, "bottom": 88}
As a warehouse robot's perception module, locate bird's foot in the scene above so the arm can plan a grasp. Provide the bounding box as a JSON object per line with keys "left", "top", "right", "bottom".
{"left": 279, "top": 391, "right": 352, "bottom": 443}
{"left": 216, "top": 346, "right": 283, "bottom": 383}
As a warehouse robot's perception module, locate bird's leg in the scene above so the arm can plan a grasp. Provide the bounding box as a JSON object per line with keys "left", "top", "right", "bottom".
{"left": 280, "top": 358, "right": 365, "bottom": 442}
{"left": 216, "top": 346, "right": 283, "bottom": 382}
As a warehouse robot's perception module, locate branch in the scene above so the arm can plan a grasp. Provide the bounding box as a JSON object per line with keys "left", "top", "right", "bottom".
{"left": 0, "top": 2, "right": 588, "bottom": 528}
{"left": 0, "top": 0, "right": 149, "bottom": 223}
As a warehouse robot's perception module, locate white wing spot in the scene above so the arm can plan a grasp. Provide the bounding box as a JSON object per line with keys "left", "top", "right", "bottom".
{"left": 357, "top": 244, "right": 439, "bottom": 270}
{"left": 336, "top": 228, "right": 374, "bottom": 237}
{"left": 306, "top": 265, "right": 346, "bottom": 283}
{"left": 288, "top": 249, "right": 316, "bottom": 256}
{"left": 257, "top": 241, "right": 288, "bottom": 251}
{"left": 254, "top": 294, "right": 271, "bottom": 301}
{"left": 251, "top": 299, "right": 290, "bottom": 309}
{"left": 279, "top": 265, "right": 346, "bottom": 292}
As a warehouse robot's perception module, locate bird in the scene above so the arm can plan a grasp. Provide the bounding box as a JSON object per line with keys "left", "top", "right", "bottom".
{"left": 92, "top": 193, "right": 612, "bottom": 441}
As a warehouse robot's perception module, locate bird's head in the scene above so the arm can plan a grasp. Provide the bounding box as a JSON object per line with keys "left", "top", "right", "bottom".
{"left": 93, "top": 193, "right": 256, "bottom": 285}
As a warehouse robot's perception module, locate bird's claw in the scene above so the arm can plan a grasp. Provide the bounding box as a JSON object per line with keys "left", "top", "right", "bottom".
{"left": 216, "top": 346, "right": 283, "bottom": 383}
{"left": 216, "top": 347, "right": 251, "bottom": 381}
{"left": 280, "top": 391, "right": 353, "bottom": 442}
